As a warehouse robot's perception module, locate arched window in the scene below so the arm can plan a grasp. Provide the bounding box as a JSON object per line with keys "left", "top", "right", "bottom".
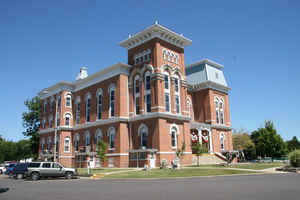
{"left": 41, "top": 138, "right": 45, "bottom": 151}
{"left": 57, "top": 95, "right": 61, "bottom": 109}
{"left": 97, "top": 89, "right": 103, "bottom": 120}
{"left": 171, "top": 127, "right": 177, "bottom": 148}
{"left": 220, "top": 133, "right": 225, "bottom": 151}
{"left": 85, "top": 131, "right": 90, "bottom": 146}
{"left": 108, "top": 127, "right": 116, "bottom": 149}
{"left": 75, "top": 97, "right": 80, "bottom": 125}
{"left": 95, "top": 129, "right": 102, "bottom": 144}
{"left": 85, "top": 93, "right": 91, "bottom": 122}
{"left": 109, "top": 85, "right": 116, "bottom": 117}
{"left": 164, "top": 71, "right": 170, "bottom": 112}
{"left": 47, "top": 137, "right": 52, "bottom": 151}
{"left": 215, "top": 97, "right": 225, "bottom": 125}
{"left": 65, "top": 93, "right": 72, "bottom": 107}
{"left": 144, "top": 71, "right": 151, "bottom": 113}
{"left": 74, "top": 133, "right": 80, "bottom": 152}
{"left": 42, "top": 118, "right": 46, "bottom": 129}
{"left": 64, "top": 137, "right": 70, "bottom": 152}
{"left": 138, "top": 124, "right": 148, "bottom": 148}
{"left": 50, "top": 97, "right": 54, "bottom": 113}
{"left": 49, "top": 115, "right": 53, "bottom": 128}
{"left": 56, "top": 112, "right": 60, "bottom": 126}
{"left": 173, "top": 74, "right": 180, "bottom": 114}
{"left": 64, "top": 113, "right": 71, "bottom": 126}
{"left": 134, "top": 75, "right": 140, "bottom": 115}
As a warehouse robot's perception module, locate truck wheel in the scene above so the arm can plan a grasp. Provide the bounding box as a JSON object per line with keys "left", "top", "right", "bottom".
{"left": 65, "top": 172, "right": 73, "bottom": 179}
{"left": 16, "top": 174, "right": 24, "bottom": 179}
{"left": 31, "top": 172, "right": 40, "bottom": 181}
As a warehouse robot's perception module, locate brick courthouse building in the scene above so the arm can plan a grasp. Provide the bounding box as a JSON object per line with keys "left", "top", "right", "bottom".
{"left": 38, "top": 23, "right": 233, "bottom": 168}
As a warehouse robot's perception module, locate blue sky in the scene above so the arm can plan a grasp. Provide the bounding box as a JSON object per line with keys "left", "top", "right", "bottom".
{"left": 0, "top": 0, "right": 299, "bottom": 141}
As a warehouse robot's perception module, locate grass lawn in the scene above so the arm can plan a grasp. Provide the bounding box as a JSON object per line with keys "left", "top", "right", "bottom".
{"left": 103, "top": 168, "right": 258, "bottom": 179}
{"left": 77, "top": 168, "right": 134, "bottom": 176}
{"left": 187, "top": 162, "right": 285, "bottom": 170}
{"left": 226, "top": 163, "right": 285, "bottom": 170}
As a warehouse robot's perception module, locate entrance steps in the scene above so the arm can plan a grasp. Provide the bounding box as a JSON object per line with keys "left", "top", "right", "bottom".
{"left": 192, "top": 153, "right": 226, "bottom": 165}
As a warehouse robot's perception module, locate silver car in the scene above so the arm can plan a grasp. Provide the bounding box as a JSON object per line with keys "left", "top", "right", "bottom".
{"left": 26, "top": 162, "right": 77, "bottom": 180}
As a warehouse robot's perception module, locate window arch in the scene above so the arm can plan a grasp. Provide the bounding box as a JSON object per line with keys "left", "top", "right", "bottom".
{"left": 64, "top": 113, "right": 72, "bottom": 127}
{"left": 144, "top": 71, "right": 151, "bottom": 113}
{"left": 95, "top": 129, "right": 103, "bottom": 144}
{"left": 65, "top": 93, "right": 72, "bottom": 107}
{"left": 134, "top": 75, "right": 140, "bottom": 115}
{"left": 96, "top": 89, "right": 103, "bottom": 120}
{"left": 85, "top": 93, "right": 91, "bottom": 122}
{"left": 138, "top": 124, "right": 148, "bottom": 148}
{"left": 164, "top": 71, "right": 171, "bottom": 112}
{"left": 85, "top": 131, "right": 90, "bottom": 146}
{"left": 220, "top": 133, "right": 225, "bottom": 151}
{"left": 74, "top": 133, "right": 80, "bottom": 152}
{"left": 109, "top": 84, "right": 116, "bottom": 117}
{"left": 107, "top": 127, "right": 116, "bottom": 149}
{"left": 214, "top": 97, "right": 225, "bottom": 125}
{"left": 64, "top": 137, "right": 70, "bottom": 152}
{"left": 170, "top": 124, "right": 179, "bottom": 148}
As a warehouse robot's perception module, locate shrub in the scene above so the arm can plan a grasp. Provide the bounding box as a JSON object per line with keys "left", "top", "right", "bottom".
{"left": 289, "top": 150, "right": 300, "bottom": 167}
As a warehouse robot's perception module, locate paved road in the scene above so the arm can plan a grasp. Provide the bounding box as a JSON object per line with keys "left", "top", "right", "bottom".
{"left": 0, "top": 173, "right": 299, "bottom": 200}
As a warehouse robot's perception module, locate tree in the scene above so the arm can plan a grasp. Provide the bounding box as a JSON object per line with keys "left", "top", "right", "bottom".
{"left": 96, "top": 140, "right": 109, "bottom": 165}
{"left": 22, "top": 96, "right": 40, "bottom": 159}
{"left": 232, "top": 129, "right": 256, "bottom": 160}
{"left": 251, "top": 121, "right": 287, "bottom": 158}
{"left": 191, "top": 142, "right": 208, "bottom": 166}
{"left": 286, "top": 136, "right": 300, "bottom": 152}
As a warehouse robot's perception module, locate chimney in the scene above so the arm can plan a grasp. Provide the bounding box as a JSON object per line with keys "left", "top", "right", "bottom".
{"left": 76, "top": 67, "right": 88, "bottom": 80}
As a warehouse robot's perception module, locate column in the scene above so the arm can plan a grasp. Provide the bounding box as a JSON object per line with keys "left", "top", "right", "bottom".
{"left": 209, "top": 129, "right": 213, "bottom": 154}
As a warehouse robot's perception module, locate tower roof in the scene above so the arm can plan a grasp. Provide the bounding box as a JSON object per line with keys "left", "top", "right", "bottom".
{"left": 120, "top": 22, "right": 192, "bottom": 50}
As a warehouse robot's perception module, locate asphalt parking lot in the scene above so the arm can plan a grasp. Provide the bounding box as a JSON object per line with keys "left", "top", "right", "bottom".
{"left": 0, "top": 173, "right": 300, "bottom": 200}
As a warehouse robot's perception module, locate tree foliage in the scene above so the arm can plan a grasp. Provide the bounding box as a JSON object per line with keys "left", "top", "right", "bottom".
{"left": 232, "top": 129, "right": 256, "bottom": 160}
{"left": 250, "top": 121, "right": 287, "bottom": 158}
{"left": 191, "top": 142, "right": 208, "bottom": 166}
{"left": 286, "top": 136, "right": 300, "bottom": 152}
{"left": 22, "top": 96, "right": 40, "bottom": 158}
{"left": 96, "top": 140, "right": 109, "bottom": 163}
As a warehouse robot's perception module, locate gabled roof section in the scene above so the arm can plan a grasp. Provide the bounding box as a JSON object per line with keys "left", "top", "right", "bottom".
{"left": 120, "top": 22, "right": 192, "bottom": 50}
{"left": 186, "top": 59, "right": 230, "bottom": 93}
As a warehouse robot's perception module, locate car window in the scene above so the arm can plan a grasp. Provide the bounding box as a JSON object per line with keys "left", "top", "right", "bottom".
{"left": 52, "top": 163, "right": 61, "bottom": 168}
{"left": 42, "top": 163, "right": 51, "bottom": 168}
{"left": 28, "top": 163, "right": 41, "bottom": 168}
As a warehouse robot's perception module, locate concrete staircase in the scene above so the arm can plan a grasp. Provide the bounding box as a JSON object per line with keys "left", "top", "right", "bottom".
{"left": 192, "top": 153, "right": 226, "bottom": 165}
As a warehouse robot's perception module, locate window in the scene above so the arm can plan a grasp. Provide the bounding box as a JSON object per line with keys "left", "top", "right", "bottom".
{"left": 134, "top": 49, "right": 151, "bottom": 65}
{"left": 162, "top": 48, "right": 179, "bottom": 64}
{"left": 187, "top": 99, "right": 191, "bottom": 117}
{"left": 164, "top": 75, "right": 169, "bottom": 89}
{"left": 57, "top": 95, "right": 61, "bottom": 109}
{"left": 50, "top": 98, "right": 54, "bottom": 113}
{"left": 171, "top": 128, "right": 177, "bottom": 148}
{"left": 109, "top": 86, "right": 116, "bottom": 117}
{"left": 42, "top": 163, "right": 51, "bottom": 168}
{"left": 75, "top": 101, "right": 80, "bottom": 125}
{"left": 85, "top": 132, "right": 90, "bottom": 146}
{"left": 29, "top": 163, "right": 41, "bottom": 168}
{"left": 66, "top": 94, "right": 71, "bottom": 107}
{"left": 47, "top": 137, "right": 52, "bottom": 151}
{"left": 86, "top": 94, "right": 91, "bottom": 122}
{"left": 41, "top": 138, "right": 45, "bottom": 151}
{"left": 56, "top": 135, "right": 60, "bottom": 152}
{"left": 134, "top": 75, "right": 140, "bottom": 115}
{"left": 144, "top": 72, "right": 151, "bottom": 113}
{"left": 174, "top": 75, "right": 180, "bottom": 114}
{"left": 138, "top": 124, "right": 148, "bottom": 148}
{"left": 97, "top": 90, "right": 102, "bottom": 120}
{"left": 215, "top": 97, "right": 225, "bottom": 124}
{"left": 64, "top": 113, "right": 71, "bottom": 126}
{"left": 108, "top": 127, "right": 115, "bottom": 149}
{"left": 56, "top": 113, "right": 60, "bottom": 126}
{"left": 42, "top": 119, "right": 46, "bottom": 129}
{"left": 175, "top": 95, "right": 180, "bottom": 114}
{"left": 43, "top": 101, "right": 47, "bottom": 113}
{"left": 64, "top": 137, "right": 70, "bottom": 152}
{"left": 52, "top": 163, "right": 61, "bottom": 168}
{"left": 220, "top": 133, "right": 225, "bottom": 151}
{"left": 49, "top": 116, "right": 53, "bottom": 128}
{"left": 165, "top": 93, "right": 170, "bottom": 112}
{"left": 95, "top": 129, "right": 102, "bottom": 144}
{"left": 74, "top": 134, "right": 79, "bottom": 152}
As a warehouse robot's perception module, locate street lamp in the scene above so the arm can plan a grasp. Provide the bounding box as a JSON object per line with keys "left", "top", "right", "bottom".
{"left": 42, "top": 90, "right": 60, "bottom": 162}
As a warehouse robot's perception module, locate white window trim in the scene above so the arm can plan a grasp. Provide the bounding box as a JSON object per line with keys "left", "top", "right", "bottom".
{"left": 96, "top": 89, "right": 103, "bottom": 120}
{"left": 107, "top": 126, "right": 116, "bottom": 150}
{"left": 65, "top": 93, "right": 72, "bottom": 108}
{"left": 85, "top": 93, "right": 91, "bottom": 123}
{"left": 64, "top": 137, "right": 71, "bottom": 153}
{"left": 170, "top": 124, "right": 179, "bottom": 149}
{"left": 64, "top": 112, "right": 72, "bottom": 127}
{"left": 220, "top": 132, "right": 225, "bottom": 151}
{"left": 138, "top": 123, "right": 148, "bottom": 148}
{"left": 144, "top": 71, "right": 151, "bottom": 114}
{"left": 85, "top": 131, "right": 90, "bottom": 147}
{"left": 95, "top": 129, "right": 103, "bottom": 144}
{"left": 109, "top": 84, "right": 116, "bottom": 118}
{"left": 164, "top": 71, "right": 171, "bottom": 113}
{"left": 134, "top": 75, "right": 141, "bottom": 115}
{"left": 173, "top": 74, "right": 181, "bottom": 114}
